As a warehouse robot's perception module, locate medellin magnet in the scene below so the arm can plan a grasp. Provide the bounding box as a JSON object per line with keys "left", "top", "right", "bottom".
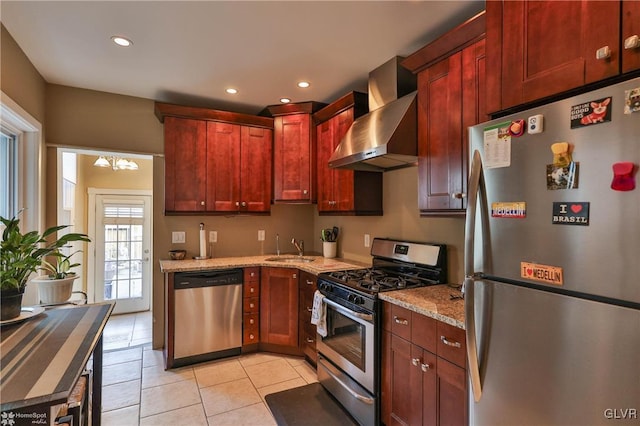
{"left": 508, "top": 119, "right": 526, "bottom": 137}
{"left": 611, "top": 162, "right": 637, "bottom": 191}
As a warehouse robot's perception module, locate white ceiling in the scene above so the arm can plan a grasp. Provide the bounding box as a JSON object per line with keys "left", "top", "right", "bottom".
{"left": 2, "top": 1, "right": 485, "bottom": 115}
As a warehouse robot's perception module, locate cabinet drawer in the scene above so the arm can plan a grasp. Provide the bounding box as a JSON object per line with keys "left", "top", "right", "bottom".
{"left": 243, "top": 297, "right": 259, "bottom": 313}
{"left": 389, "top": 305, "right": 412, "bottom": 341}
{"left": 437, "top": 321, "right": 466, "bottom": 368}
{"left": 244, "top": 313, "right": 259, "bottom": 332}
{"left": 244, "top": 281, "right": 260, "bottom": 298}
{"left": 411, "top": 312, "right": 437, "bottom": 353}
{"left": 243, "top": 328, "right": 259, "bottom": 344}
{"left": 244, "top": 267, "right": 260, "bottom": 283}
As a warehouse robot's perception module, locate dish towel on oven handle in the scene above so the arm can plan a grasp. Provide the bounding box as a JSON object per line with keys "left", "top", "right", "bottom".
{"left": 311, "top": 290, "right": 327, "bottom": 337}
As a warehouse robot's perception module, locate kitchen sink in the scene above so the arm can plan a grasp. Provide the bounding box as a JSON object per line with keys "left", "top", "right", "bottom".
{"left": 265, "top": 255, "right": 316, "bottom": 263}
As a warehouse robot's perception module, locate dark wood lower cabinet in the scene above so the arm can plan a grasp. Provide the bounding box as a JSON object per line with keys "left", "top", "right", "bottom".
{"left": 382, "top": 302, "right": 467, "bottom": 426}
{"left": 298, "top": 271, "right": 318, "bottom": 364}
{"left": 260, "top": 267, "right": 299, "bottom": 351}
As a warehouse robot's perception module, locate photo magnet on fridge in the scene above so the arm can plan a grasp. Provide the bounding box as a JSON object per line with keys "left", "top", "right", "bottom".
{"left": 624, "top": 87, "right": 640, "bottom": 114}
{"left": 570, "top": 97, "right": 612, "bottom": 128}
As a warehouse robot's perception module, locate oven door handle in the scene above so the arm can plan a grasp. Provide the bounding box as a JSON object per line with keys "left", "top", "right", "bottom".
{"left": 317, "top": 360, "right": 375, "bottom": 405}
{"left": 323, "top": 297, "right": 374, "bottom": 322}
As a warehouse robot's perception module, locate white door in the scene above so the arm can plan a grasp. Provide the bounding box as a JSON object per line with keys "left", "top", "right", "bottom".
{"left": 93, "top": 194, "right": 152, "bottom": 313}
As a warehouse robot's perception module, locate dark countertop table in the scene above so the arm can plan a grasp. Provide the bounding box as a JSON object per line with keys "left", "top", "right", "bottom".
{"left": 1, "top": 302, "right": 114, "bottom": 425}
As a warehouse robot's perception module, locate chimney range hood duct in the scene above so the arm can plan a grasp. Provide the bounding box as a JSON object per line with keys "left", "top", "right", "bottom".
{"left": 329, "top": 56, "right": 417, "bottom": 172}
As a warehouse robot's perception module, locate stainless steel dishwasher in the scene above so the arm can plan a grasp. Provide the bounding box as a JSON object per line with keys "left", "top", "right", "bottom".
{"left": 173, "top": 269, "right": 243, "bottom": 366}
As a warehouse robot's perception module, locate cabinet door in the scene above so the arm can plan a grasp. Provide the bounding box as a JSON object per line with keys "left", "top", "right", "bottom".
{"left": 622, "top": 0, "right": 640, "bottom": 73}
{"left": 260, "top": 267, "right": 299, "bottom": 347}
{"left": 417, "top": 51, "right": 463, "bottom": 213}
{"left": 436, "top": 358, "right": 467, "bottom": 426}
{"left": 317, "top": 109, "right": 355, "bottom": 212}
{"left": 164, "top": 117, "right": 207, "bottom": 212}
{"left": 206, "top": 121, "right": 241, "bottom": 212}
{"left": 386, "top": 334, "right": 422, "bottom": 426}
{"left": 273, "top": 114, "right": 314, "bottom": 202}
{"left": 298, "top": 271, "right": 318, "bottom": 362}
{"left": 332, "top": 109, "right": 356, "bottom": 211}
{"left": 240, "top": 126, "right": 272, "bottom": 212}
{"left": 500, "top": 0, "right": 620, "bottom": 109}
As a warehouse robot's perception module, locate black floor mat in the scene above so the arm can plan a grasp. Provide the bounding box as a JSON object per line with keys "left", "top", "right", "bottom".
{"left": 265, "top": 383, "right": 359, "bottom": 426}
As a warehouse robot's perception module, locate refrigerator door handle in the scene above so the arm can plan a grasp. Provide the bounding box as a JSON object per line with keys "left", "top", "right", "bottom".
{"left": 464, "top": 149, "right": 487, "bottom": 402}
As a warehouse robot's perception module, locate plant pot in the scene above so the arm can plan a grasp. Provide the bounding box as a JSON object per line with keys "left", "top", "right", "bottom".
{"left": 1, "top": 290, "right": 24, "bottom": 321}
{"left": 31, "top": 275, "right": 78, "bottom": 304}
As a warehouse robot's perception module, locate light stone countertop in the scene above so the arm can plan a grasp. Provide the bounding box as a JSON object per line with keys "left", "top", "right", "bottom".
{"left": 379, "top": 285, "right": 465, "bottom": 330}
{"left": 160, "top": 256, "right": 464, "bottom": 329}
{"left": 159, "top": 254, "right": 369, "bottom": 275}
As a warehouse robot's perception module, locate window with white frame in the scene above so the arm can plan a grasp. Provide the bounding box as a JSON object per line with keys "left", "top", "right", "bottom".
{"left": 0, "top": 127, "right": 18, "bottom": 219}
{"left": 0, "top": 92, "right": 43, "bottom": 233}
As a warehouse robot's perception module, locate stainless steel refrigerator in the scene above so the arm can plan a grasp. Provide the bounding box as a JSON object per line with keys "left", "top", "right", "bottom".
{"left": 465, "top": 77, "right": 640, "bottom": 425}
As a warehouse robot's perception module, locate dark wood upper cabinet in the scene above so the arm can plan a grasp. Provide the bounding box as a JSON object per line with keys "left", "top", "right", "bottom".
{"left": 486, "top": 0, "right": 639, "bottom": 114}
{"left": 163, "top": 117, "right": 207, "bottom": 212}
{"left": 156, "top": 102, "right": 274, "bottom": 214}
{"left": 403, "top": 12, "right": 486, "bottom": 216}
{"left": 314, "top": 92, "right": 383, "bottom": 216}
{"left": 266, "top": 102, "right": 326, "bottom": 204}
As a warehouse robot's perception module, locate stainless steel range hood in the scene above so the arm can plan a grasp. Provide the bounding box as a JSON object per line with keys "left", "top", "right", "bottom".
{"left": 329, "top": 57, "right": 417, "bottom": 172}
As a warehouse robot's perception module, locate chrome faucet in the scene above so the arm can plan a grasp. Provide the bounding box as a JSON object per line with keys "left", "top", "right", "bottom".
{"left": 291, "top": 238, "right": 304, "bottom": 257}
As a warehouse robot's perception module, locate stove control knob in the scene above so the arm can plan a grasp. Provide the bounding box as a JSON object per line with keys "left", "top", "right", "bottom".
{"left": 347, "top": 294, "right": 356, "bottom": 303}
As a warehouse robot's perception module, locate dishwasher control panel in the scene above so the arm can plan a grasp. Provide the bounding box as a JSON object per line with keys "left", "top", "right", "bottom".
{"left": 174, "top": 269, "right": 243, "bottom": 289}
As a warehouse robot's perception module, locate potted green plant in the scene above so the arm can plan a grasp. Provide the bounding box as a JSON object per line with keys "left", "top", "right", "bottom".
{"left": 30, "top": 248, "right": 85, "bottom": 305}
{"left": 1, "top": 212, "right": 90, "bottom": 320}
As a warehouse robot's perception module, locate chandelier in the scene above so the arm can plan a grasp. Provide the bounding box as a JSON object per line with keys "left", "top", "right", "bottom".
{"left": 93, "top": 156, "right": 139, "bottom": 171}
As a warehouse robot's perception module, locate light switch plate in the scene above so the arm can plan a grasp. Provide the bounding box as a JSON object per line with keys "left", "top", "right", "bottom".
{"left": 209, "top": 231, "right": 217, "bottom": 243}
{"left": 258, "top": 230, "right": 265, "bottom": 241}
{"left": 172, "top": 231, "right": 186, "bottom": 244}
{"left": 364, "top": 234, "right": 371, "bottom": 248}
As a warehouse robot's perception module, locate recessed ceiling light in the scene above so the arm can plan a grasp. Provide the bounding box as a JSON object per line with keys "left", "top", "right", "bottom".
{"left": 111, "top": 36, "right": 133, "bottom": 47}
{"left": 297, "top": 81, "right": 310, "bottom": 88}
{"left": 280, "top": 98, "right": 291, "bottom": 104}
{"left": 226, "top": 88, "right": 238, "bottom": 94}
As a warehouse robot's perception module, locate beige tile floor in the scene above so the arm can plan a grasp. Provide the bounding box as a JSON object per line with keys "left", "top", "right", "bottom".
{"left": 101, "top": 312, "right": 317, "bottom": 425}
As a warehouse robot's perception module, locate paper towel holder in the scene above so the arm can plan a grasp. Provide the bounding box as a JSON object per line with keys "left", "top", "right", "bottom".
{"left": 194, "top": 222, "right": 211, "bottom": 260}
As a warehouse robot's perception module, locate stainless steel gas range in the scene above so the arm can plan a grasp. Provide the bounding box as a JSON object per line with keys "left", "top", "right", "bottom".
{"left": 315, "top": 238, "right": 448, "bottom": 425}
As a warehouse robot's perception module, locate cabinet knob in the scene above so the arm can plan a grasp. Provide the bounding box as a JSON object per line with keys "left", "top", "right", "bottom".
{"left": 249, "top": 303, "right": 255, "bottom": 309}
{"left": 306, "top": 280, "right": 313, "bottom": 285}
{"left": 307, "top": 307, "right": 312, "bottom": 312}
{"left": 451, "top": 192, "right": 466, "bottom": 199}
{"left": 250, "top": 272, "right": 255, "bottom": 277}
{"left": 249, "top": 334, "right": 255, "bottom": 340}
{"left": 303, "top": 189, "right": 308, "bottom": 195}
{"left": 306, "top": 338, "right": 315, "bottom": 343}
{"left": 411, "top": 358, "right": 421, "bottom": 367}
{"left": 292, "top": 273, "right": 297, "bottom": 279}
{"left": 235, "top": 201, "right": 240, "bottom": 207}
{"left": 241, "top": 201, "right": 247, "bottom": 207}
{"left": 249, "top": 318, "right": 254, "bottom": 325}
{"left": 624, "top": 35, "right": 640, "bottom": 50}
{"left": 420, "top": 363, "right": 432, "bottom": 372}
{"left": 441, "top": 335, "right": 462, "bottom": 348}
{"left": 200, "top": 201, "right": 205, "bottom": 206}
{"left": 250, "top": 287, "right": 255, "bottom": 293}
{"left": 595, "top": 45, "right": 611, "bottom": 60}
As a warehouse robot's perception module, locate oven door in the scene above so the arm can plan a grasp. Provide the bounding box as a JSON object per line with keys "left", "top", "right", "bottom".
{"left": 316, "top": 297, "right": 375, "bottom": 393}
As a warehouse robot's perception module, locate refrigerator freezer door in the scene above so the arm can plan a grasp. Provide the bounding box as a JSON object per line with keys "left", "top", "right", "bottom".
{"left": 469, "top": 279, "right": 640, "bottom": 425}
{"left": 468, "top": 77, "right": 640, "bottom": 303}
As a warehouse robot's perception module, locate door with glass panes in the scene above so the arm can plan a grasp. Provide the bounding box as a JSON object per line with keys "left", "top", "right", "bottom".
{"left": 94, "top": 194, "right": 151, "bottom": 313}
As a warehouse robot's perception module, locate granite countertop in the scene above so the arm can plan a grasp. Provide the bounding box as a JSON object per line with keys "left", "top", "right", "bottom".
{"left": 159, "top": 255, "right": 369, "bottom": 275}
{"left": 379, "top": 285, "right": 465, "bottom": 330}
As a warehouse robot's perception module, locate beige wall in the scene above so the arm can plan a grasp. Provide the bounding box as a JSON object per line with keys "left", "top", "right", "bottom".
{"left": 3, "top": 25, "right": 466, "bottom": 351}
{"left": 0, "top": 24, "right": 46, "bottom": 122}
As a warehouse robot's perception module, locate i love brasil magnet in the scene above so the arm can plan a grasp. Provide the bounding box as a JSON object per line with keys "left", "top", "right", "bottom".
{"left": 521, "top": 262, "right": 564, "bottom": 286}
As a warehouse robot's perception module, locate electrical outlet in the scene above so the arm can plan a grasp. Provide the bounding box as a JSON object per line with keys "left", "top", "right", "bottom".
{"left": 209, "top": 231, "right": 217, "bottom": 243}
{"left": 172, "top": 231, "right": 185, "bottom": 244}
{"left": 258, "top": 230, "right": 265, "bottom": 241}
{"left": 364, "top": 234, "right": 371, "bottom": 248}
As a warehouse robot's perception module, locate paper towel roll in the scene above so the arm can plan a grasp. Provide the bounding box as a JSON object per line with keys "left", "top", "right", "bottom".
{"left": 199, "top": 224, "right": 207, "bottom": 258}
